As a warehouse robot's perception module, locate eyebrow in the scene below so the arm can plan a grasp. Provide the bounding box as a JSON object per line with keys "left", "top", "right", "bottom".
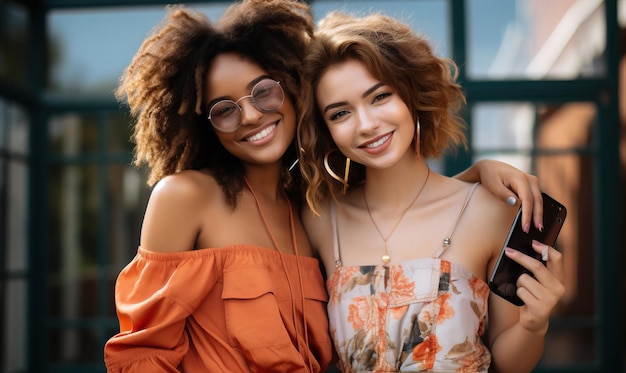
{"left": 363, "top": 82, "right": 385, "bottom": 98}
{"left": 322, "top": 82, "right": 385, "bottom": 114}
{"left": 206, "top": 74, "right": 272, "bottom": 110}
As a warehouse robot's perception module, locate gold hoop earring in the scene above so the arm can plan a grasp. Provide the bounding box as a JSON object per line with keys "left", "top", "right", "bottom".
{"left": 414, "top": 120, "right": 421, "bottom": 155}
{"left": 323, "top": 150, "right": 351, "bottom": 194}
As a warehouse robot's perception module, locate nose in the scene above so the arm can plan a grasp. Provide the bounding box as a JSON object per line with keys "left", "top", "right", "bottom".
{"left": 239, "top": 97, "right": 263, "bottom": 126}
{"left": 355, "top": 107, "right": 379, "bottom": 134}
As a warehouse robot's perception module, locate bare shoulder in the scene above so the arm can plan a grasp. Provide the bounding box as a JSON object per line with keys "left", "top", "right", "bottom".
{"left": 471, "top": 183, "right": 517, "bottom": 221}
{"left": 153, "top": 168, "right": 219, "bottom": 196}
{"left": 465, "top": 182, "right": 519, "bottom": 252}
{"left": 147, "top": 169, "right": 222, "bottom": 218}
{"left": 141, "top": 169, "right": 223, "bottom": 253}
{"left": 441, "top": 181, "right": 518, "bottom": 278}
{"left": 460, "top": 183, "right": 518, "bottom": 236}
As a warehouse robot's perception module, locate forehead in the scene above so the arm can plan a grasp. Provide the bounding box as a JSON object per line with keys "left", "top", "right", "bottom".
{"left": 205, "top": 53, "right": 267, "bottom": 99}
{"left": 316, "top": 59, "right": 377, "bottom": 101}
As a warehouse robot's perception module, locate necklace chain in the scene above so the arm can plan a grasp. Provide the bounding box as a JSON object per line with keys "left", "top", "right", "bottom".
{"left": 362, "top": 168, "right": 431, "bottom": 266}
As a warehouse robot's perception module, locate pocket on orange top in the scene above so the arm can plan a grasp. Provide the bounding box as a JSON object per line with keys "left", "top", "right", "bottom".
{"left": 222, "top": 267, "right": 293, "bottom": 349}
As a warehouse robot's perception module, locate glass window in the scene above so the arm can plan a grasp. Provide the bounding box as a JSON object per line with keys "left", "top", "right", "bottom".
{"left": 312, "top": 0, "right": 449, "bottom": 57}
{"left": 107, "top": 112, "right": 134, "bottom": 154}
{"left": 7, "top": 101, "right": 29, "bottom": 155}
{"left": 467, "top": 0, "right": 606, "bottom": 80}
{"left": 472, "top": 101, "right": 536, "bottom": 171}
{"left": 3, "top": 279, "right": 27, "bottom": 372}
{"left": 48, "top": 327, "right": 101, "bottom": 364}
{"left": 47, "top": 4, "right": 231, "bottom": 95}
{"left": 0, "top": 100, "right": 29, "bottom": 154}
{"left": 48, "top": 113, "right": 99, "bottom": 155}
{"left": 7, "top": 161, "right": 28, "bottom": 273}
{"left": 1, "top": 98, "right": 28, "bottom": 373}
{"left": 48, "top": 164, "right": 101, "bottom": 319}
{"left": 106, "top": 164, "right": 149, "bottom": 316}
{"left": 0, "top": 1, "right": 29, "bottom": 88}
{"left": 0, "top": 100, "right": 5, "bottom": 150}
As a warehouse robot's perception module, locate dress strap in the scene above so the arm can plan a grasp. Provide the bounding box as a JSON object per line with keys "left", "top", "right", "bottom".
{"left": 330, "top": 199, "right": 342, "bottom": 268}
{"left": 433, "top": 182, "right": 481, "bottom": 259}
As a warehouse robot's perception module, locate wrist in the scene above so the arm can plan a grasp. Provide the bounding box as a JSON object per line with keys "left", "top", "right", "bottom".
{"left": 520, "top": 319, "right": 549, "bottom": 337}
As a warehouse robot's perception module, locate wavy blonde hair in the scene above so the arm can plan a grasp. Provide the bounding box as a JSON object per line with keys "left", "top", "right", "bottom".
{"left": 116, "top": 0, "right": 313, "bottom": 206}
{"left": 298, "top": 11, "right": 468, "bottom": 215}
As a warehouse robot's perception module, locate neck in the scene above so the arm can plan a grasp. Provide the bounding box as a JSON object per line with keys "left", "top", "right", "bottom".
{"left": 363, "top": 153, "right": 429, "bottom": 211}
{"left": 244, "top": 163, "right": 286, "bottom": 202}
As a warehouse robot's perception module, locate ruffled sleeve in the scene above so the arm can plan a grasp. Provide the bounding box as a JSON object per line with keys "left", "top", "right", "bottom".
{"left": 104, "top": 248, "right": 219, "bottom": 372}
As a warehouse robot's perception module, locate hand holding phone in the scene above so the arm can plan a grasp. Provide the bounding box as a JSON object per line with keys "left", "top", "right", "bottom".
{"left": 488, "top": 192, "right": 567, "bottom": 306}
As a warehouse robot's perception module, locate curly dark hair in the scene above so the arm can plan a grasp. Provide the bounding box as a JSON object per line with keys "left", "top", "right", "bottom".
{"left": 297, "top": 11, "right": 468, "bottom": 215}
{"left": 116, "top": 0, "right": 313, "bottom": 207}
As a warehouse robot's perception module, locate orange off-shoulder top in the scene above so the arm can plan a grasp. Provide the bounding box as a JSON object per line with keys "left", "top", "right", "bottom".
{"left": 104, "top": 245, "right": 333, "bottom": 372}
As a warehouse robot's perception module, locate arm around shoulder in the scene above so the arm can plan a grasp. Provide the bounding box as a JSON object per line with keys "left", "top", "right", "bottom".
{"left": 454, "top": 159, "right": 544, "bottom": 232}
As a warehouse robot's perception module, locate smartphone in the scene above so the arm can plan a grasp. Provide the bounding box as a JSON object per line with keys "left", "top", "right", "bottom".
{"left": 488, "top": 192, "right": 567, "bottom": 306}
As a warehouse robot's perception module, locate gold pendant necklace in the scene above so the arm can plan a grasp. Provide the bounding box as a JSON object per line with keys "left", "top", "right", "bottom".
{"left": 362, "top": 168, "right": 430, "bottom": 266}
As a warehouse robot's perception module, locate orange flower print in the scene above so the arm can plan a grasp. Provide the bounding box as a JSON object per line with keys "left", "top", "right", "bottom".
{"left": 419, "top": 309, "right": 433, "bottom": 325}
{"left": 327, "top": 267, "right": 363, "bottom": 306}
{"left": 441, "top": 260, "right": 451, "bottom": 275}
{"left": 412, "top": 333, "right": 442, "bottom": 369}
{"left": 468, "top": 276, "right": 489, "bottom": 319}
{"left": 477, "top": 317, "right": 486, "bottom": 336}
{"left": 436, "top": 293, "right": 455, "bottom": 324}
{"left": 389, "top": 268, "right": 415, "bottom": 319}
{"left": 390, "top": 267, "right": 415, "bottom": 300}
{"left": 342, "top": 267, "right": 361, "bottom": 288}
{"left": 453, "top": 341, "right": 491, "bottom": 372}
{"left": 347, "top": 297, "right": 371, "bottom": 330}
{"left": 469, "top": 276, "right": 489, "bottom": 302}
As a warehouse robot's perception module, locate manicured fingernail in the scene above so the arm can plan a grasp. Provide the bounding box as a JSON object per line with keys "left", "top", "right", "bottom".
{"left": 506, "top": 196, "right": 517, "bottom": 206}
{"left": 538, "top": 223, "right": 544, "bottom": 232}
{"left": 523, "top": 223, "right": 530, "bottom": 233}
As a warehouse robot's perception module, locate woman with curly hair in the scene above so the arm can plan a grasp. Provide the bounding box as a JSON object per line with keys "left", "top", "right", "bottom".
{"left": 298, "top": 10, "right": 565, "bottom": 373}
{"left": 104, "top": 0, "right": 548, "bottom": 371}
{"left": 104, "top": 2, "right": 333, "bottom": 371}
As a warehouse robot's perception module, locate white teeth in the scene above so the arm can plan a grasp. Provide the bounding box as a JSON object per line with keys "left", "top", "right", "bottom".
{"left": 246, "top": 124, "right": 276, "bottom": 142}
{"left": 365, "top": 133, "right": 390, "bottom": 148}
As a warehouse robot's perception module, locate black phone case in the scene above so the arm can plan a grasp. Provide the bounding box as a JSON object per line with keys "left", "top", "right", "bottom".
{"left": 488, "top": 192, "right": 567, "bottom": 306}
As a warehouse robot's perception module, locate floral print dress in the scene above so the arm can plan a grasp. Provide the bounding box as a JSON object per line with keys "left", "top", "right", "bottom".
{"left": 327, "top": 183, "right": 491, "bottom": 372}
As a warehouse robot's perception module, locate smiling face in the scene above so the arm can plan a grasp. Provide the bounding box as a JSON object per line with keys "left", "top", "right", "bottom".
{"left": 204, "top": 52, "right": 296, "bottom": 167}
{"left": 315, "top": 59, "right": 415, "bottom": 170}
